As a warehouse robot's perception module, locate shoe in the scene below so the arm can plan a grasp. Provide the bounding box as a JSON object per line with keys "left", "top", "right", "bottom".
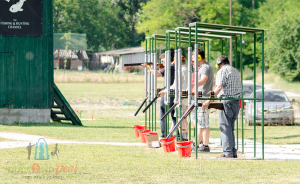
{"left": 233, "top": 155, "right": 238, "bottom": 158}
{"left": 219, "top": 153, "right": 234, "bottom": 158}
{"left": 198, "top": 144, "right": 210, "bottom": 152}
{"left": 176, "top": 136, "right": 188, "bottom": 141}
{"left": 191, "top": 142, "right": 199, "bottom": 152}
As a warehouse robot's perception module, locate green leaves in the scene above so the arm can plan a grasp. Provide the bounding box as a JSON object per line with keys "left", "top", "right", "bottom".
{"left": 260, "top": 0, "right": 300, "bottom": 81}
{"left": 53, "top": 0, "right": 131, "bottom": 51}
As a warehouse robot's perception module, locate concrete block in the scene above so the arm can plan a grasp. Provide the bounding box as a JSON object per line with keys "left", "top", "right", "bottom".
{"left": 0, "top": 109, "right": 9, "bottom": 116}
{"left": 0, "top": 108, "right": 50, "bottom": 124}
{"left": 1, "top": 116, "right": 14, "bottom": 125}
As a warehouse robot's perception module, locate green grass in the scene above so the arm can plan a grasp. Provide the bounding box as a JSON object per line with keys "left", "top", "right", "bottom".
{"left": 1, "top": 82, "right": 300, "bottom": 145}
{"left": 0, "top": 137, "right": 8, "bottom": 142}
{"left": 2, "top": 81, "right": 300, "bottom": 183}
{"left": 1, "top": 144, "right": 300, "bottom": 183}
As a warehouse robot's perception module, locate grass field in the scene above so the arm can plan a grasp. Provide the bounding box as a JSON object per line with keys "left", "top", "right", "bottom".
{"left": 1, "top": 71, "right": 300, "bottom": 183}
{"left": 1, "top": 144, "right": 300, "bottom": 183}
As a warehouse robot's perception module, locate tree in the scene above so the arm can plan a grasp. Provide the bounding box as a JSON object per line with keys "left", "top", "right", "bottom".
{"left": 116, "top": 0, "right": 148, "bottom": 47}
{"left": 136, "top": 0, "right": 243, "bottom": 64}
{"left": 257, "top": 0, "right": 300, "bottom": 81}
{"left": 53, "top": 0, "right": 130, "bottom": 51}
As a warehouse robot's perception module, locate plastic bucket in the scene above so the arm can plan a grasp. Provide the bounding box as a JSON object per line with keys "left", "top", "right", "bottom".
{"left": 139, "top": 130, "right": 151, "bottom": 143}
{"left": 144, "top": 132, "right": 158, "bottom": 143}
{"left": 176, "top": 141, "right": 193, "bottom": 157}
{"left": 160, "top": 136, "right": 176, "bottom": 153}
{"left": 133, "top": 125, "right": 145, "bottom": 137}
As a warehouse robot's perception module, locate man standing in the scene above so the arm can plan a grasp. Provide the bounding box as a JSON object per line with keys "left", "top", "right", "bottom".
{"left": 159, "top": 55, "right": 188, "bottom": 140}
{"left": 202, "top": 55, "right": 242, "bottom": 158}
{"left": 190, "top": 48, "right": 214, "bottom": 152}
{"left": 141, "top": 52, "right": 176, "bottom": 138}
{"left": 26, "top": 142, "right": 35, "bottom": 160}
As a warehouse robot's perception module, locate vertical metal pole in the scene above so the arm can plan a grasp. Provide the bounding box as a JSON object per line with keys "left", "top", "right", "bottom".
{"left": 167, "top": 32, "right": 173, "bottom": 134}
{"left": 253, "top": 33, "right": 257, "bottom": 157}
{"left": 230, "top": 0, "right": 233, "bottom": 63}
{"left": 164, "top": 48, "right": 167, "bottom": 137}
{"left": 175, "top": 31, "right": 179, "bottom": 140}
{"left": 148, "top": 38, "right": 151, "bottom": 130}
{"left": 207, "top": 41, "right": 210, "bottom": 63}
{"left": 240, "top": 35, "right": 244, "bottom": 154}
{"left": 225, "top": 38, "right": 228, "bottom": 56}
{"left": 178, "top": 48, "right": 182, "bottom": 141}
{"left": 151, "top": 38, "right": 154, "bottom": 131}
{"left": 235, "top": 36, "right": 238, "bottom": 150}
{"left": 145, "top": 39, "right": 148, "bottom": 129}
{"left": 154, "top": 36, "right": 157, "bottom": 132}
{"left": 164, "top": 36, "right": 168, "bottom": 137}
{"left": 262, "top": 31, "right": 265, "bottom": 160}
{"left": 194, "top": 24, "right": 199, "bottom": 159}
{"left": 167, "top": 48, "right": 171, "bottom": 134}
{"left": 221, "top": 39, "right": 224, "bottom": 55}
{"left": 179, "top": 30, "right": 183, "bottom": 140}
{"left": 188, "top": 26, "right": 192, "bottom": 141}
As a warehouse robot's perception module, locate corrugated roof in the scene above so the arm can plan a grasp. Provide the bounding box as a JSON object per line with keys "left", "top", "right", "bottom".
{"left": 95, "top": 46, "right": 145, "bottom": 56}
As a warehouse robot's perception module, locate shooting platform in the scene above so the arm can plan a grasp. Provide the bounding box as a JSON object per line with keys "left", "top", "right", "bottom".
{"left": 140, "top": 22, "right": 267, "bottom": 159}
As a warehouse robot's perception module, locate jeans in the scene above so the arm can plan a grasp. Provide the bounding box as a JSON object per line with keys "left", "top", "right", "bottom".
{"left": 160, "top": 95, "right": 177, "bottom": 137}
{"left": 219, "top": 100, "right": 240, "bottom": 157}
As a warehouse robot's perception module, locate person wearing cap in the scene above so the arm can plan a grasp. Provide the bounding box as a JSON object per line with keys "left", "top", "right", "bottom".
{"left": 190, "top": 48, "right": 214, "bottom": 152}
{"left": 202, "top": 55, "right": 242, "bottom": 158}
{"left": 158, "top": 55, "right": 189, "bottom": 140}
{"left": 141, "top": 52, "right": 176, "bottom": 138}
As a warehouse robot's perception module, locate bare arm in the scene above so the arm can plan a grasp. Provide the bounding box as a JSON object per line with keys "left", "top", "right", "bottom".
{"left": 197, "top": 75, "right": 208, "bottom": 87}
{"left": 141, "top": 64, "right": 162, "bottom": 77}
{"left": 191, "top": 75, "right": 208, "bottom": 88}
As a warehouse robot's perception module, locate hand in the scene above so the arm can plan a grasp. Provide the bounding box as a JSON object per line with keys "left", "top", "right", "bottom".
{"left": 158, "top": 91, "right": 165, "bottom": 97}
{"left": 157, "top": 63, "right": 164, "bottom": 69}
{"left": 191, "top": 87, "right": 195, "bottom": 93}
{"left": 202, "top": 100, "right": 211, "bottom": 109}
{"left": 141, "top": 64, "right": 148, "bottom": 68}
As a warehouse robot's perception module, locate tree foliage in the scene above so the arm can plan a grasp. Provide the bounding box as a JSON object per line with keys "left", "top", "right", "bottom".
{"left": 136, "top": 0, "right": 264, "bottom": 67}
{"left": 53, "top": 0, "right": 146, "bottom": 51}
{"left": 258, "top": 0, "right": 300, "bottom": 81}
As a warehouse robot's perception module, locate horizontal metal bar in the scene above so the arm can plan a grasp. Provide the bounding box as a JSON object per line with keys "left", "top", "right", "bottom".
{"left": 168, "top": 30, "right": 231, "bottom": 38}
{"left": 176, "top": 27, "right": 246, "bottom": 35}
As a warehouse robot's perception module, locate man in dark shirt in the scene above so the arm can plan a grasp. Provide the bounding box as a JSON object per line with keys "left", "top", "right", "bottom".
{"left": 141, "top": 52, "right": 176, "bottom": 138}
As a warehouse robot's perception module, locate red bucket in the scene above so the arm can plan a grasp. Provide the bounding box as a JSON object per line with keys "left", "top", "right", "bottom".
{"left": 176, "top": 141, "right": 193, "bottom": 157}
{"left": 160, "top": 136, "right": 176, "bottom": 153}
{"left": 133, "top": 125, "right": 145, "bottom": 137}
{"left": 144, "top": 132, "right": 158, "bottom": 142}
{"left": 139, "top": 130, "right": 151, "bottom": 143}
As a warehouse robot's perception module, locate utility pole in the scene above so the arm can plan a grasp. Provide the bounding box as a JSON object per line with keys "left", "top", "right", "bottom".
{"left": 229, "top": 0, "right": 232, "bottom": 64}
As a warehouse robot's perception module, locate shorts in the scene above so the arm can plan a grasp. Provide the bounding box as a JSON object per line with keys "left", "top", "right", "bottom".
{"left": 176, "top": 99, "right": 188, "bottom": 117}
{"left": 191, "top": 100, "right": 209, "bottom": 128}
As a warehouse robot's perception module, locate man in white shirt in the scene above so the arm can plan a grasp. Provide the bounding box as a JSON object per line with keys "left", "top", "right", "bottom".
{"left": 159, "top": 55, "right": 188, "bottom": 140}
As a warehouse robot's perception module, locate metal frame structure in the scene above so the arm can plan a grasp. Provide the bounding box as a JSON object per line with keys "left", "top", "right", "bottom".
{"left": 188, "top": 22, "right": 266, "bottom": 159}
{"left": 142, "top": 22, "right": 267, "bottom": 160}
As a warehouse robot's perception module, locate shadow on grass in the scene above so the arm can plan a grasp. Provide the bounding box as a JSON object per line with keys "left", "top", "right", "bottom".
{"left": 272, "top": 134, "right": 300, "bottom": 140}
{"left": 1, "top": 122, "right": 133, "bottom": 129}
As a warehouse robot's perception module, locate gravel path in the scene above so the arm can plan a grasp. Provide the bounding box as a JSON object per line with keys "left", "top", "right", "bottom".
{"left": 1, "top": 132, "right": 300, "bottom": 160}
{"left": 208, "top": 138, "right": 300, "bottom": 161}
{"left": 0, "top": 132, "right": 145, "bottom": 149}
